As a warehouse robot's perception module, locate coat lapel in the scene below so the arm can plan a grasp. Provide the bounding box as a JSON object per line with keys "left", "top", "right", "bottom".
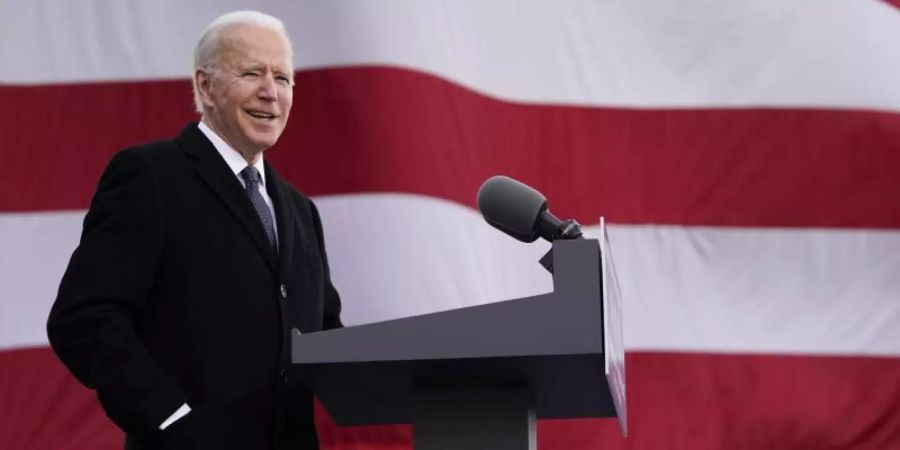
{"left": 177, "top": 124, "right": 278, "bottom": 272}
{"left": 265, "top": 163, "right": 299, "bottom": 279}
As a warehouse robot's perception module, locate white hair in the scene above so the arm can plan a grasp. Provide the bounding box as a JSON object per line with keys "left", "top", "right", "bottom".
{"left": 191, "top": 11, "right": 292, "bottom": 113}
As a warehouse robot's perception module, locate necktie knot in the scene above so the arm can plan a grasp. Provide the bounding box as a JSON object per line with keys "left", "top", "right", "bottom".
{"left": 240, "top": 166, "right": 261, "bottom": 190}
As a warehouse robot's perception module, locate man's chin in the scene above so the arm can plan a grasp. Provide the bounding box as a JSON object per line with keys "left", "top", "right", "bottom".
{"left": 254, "top": 138, "right": 279, "bottom": 151}
{"left": 245, "top": 132, "right": 281, "bottom": 152}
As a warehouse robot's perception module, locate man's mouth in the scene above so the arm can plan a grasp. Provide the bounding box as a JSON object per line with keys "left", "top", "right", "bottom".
{"left": 246, "top": 110, "right": 277, "bottom": 121}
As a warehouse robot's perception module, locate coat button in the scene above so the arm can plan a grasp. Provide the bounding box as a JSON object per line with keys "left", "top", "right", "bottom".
{"left": 280, "top": 369, "right": 288, "bottom": 383}
{"left": 280, "top": 284, "right": 287, "bottom": 299}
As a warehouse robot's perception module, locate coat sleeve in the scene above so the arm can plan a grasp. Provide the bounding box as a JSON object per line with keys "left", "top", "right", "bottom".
{"left": 47, "top": 148, "right": 186, "bottom": 438}
{"left": 309, "top": 199, "right": 343, "bottom": 330}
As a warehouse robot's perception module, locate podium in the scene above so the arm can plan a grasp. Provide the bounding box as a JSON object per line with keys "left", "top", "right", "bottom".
{"left": 291, "top": 228, "right": 626, "bottom": 450}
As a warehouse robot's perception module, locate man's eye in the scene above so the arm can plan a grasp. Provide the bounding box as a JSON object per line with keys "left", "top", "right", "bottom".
{"left": 242, "top": 72, "right": 259, "bottom": 78}
{"left": 276, "top": 76, "right": 291, "bottom": 84}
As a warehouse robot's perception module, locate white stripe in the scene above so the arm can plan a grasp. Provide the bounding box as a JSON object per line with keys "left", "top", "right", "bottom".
{"left": 0, "top": 211, "right": 83, "bottom": 349}
{"left": 3, "top": 195, "right": 899, "bottom": 356}
{"left": 2, "top": 1, "right": 900, "bottom": 111}
{"left": 609, "top": 224, "right": 900, "bottom": 356}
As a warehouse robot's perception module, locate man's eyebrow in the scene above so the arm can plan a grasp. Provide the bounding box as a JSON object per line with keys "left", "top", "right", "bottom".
{"left": 238, "top": 63, "right": 264, "bottom": 71}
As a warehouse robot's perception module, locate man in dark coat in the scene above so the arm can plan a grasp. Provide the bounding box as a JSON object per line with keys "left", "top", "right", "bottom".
{"left": 46, "top": 10, "right": 342, "bottom": 450}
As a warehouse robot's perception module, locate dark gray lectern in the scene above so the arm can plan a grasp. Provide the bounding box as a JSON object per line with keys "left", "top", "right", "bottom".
{"left": 292, "top": 225, "right": 626, "bottom": 450}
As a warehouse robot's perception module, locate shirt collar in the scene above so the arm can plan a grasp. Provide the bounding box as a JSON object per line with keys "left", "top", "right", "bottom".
{"left": 197, "top": 121, "right": 267, "bottom": 187}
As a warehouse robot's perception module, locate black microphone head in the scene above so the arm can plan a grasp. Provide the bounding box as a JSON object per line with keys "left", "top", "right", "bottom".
{"left": 477, "top": 175, "right": 547, "bottom": 242}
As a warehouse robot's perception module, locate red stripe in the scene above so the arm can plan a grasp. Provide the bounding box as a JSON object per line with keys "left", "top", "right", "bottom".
{"left": 2, "top": 67, "right": 899, "bottom": 227}
{"left": 3, "top": 348, "right": 898, "bottom": 449}
{"left": 0, "top": 348, "right": 123, "bottom": 449}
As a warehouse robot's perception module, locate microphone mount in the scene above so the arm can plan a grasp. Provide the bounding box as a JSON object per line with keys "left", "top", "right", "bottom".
{"left": 536, "top": 211, "right": 584, "bottom": 273}
{"left": 536, "top": 210, "right": 583, "bottom": 241}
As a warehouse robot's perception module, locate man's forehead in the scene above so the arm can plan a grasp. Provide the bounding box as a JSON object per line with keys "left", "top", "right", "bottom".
{"left": 233, "top": 59, "right": 293, "bottom": 73}
{"left": 218, "top": 35, "right": 293, "bottom": 70}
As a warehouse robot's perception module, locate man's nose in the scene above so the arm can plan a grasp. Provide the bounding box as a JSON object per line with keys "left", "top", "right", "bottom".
{"left": 258, "top": 74, "right": 278, "bottom": 101}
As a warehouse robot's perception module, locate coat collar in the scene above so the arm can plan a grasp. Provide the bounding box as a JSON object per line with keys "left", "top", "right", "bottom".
{"left": 177, "top": 123, "right": 297, "bottom": 274}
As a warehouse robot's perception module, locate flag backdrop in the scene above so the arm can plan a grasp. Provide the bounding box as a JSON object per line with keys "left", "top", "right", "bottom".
{"left": 1, "top": 1, "right": 900, "bottom": 449}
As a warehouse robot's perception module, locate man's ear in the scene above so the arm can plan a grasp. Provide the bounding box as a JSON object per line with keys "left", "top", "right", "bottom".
{"left": 195, "top": 69, "right": 216, "bottom": 108}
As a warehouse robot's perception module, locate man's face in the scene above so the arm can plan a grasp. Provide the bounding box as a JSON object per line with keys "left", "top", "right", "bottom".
{"left": 199, "top": 25, "right": 294, "bottom": 157}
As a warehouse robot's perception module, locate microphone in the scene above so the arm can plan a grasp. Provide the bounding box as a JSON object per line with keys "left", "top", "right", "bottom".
{"left": 476, "top": 176, "right": 582, "bottom": 243}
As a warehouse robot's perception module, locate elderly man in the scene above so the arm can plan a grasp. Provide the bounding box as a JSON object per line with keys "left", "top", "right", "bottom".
{"left": 47, "top": 11, "right": 342, "bottom": 450}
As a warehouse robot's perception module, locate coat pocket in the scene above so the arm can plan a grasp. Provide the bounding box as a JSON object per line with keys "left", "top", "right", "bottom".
{"left": 160, "top": 387, "right": 277, "bottom": 450}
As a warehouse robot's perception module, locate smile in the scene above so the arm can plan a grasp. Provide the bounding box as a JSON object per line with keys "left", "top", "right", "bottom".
{"left": 245, "top": 110, "right": 276, "bottom": 120}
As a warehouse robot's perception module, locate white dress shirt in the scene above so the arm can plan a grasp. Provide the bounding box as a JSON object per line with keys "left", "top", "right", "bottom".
{"left": 198, "top": 120, "right": 278, "bottom": 241}
{"left": 159, "top": 121, "right": 280, "bottom": 430}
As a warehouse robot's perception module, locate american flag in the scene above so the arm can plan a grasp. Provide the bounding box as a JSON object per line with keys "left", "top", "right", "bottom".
{"left": 1, "top": 1, "right": 899, "bottom": 448}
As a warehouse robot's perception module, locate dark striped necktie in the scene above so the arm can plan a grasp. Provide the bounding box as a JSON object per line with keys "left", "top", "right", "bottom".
{"left": 239, "top": 166, "right": 277, "bottom": 250}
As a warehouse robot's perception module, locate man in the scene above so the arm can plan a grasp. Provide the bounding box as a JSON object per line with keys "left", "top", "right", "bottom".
{"left": 46, "top": 11, "right": 342, "bottom": 450}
